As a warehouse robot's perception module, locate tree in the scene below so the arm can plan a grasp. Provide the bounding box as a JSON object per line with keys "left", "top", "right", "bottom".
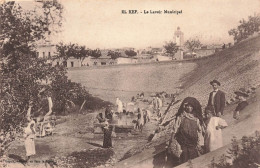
{"left": 107, "top": 50, "right": 121, "bottom": 60}
{"left": 163, "top": 41, "right": 179, "bottom": 60}
{"left": 77, "top": 45, "right": 91, "bottom": 65}
{"left": 55, "top": 43, "right": 90, "bottom": 66}
{"left": 184, "top": 38, "right": 202, "bottom": 52}
{"left": 90, "top": 49, "right": 102, "bottom": 59}
{"left": 229, "top": 14, "right": 260, "bottom": 43}
{"left": 0, "top": 1, "right": 64, "bottom": 156}
{"left": 125, "top": 50, "right": 137, "bottom": 57}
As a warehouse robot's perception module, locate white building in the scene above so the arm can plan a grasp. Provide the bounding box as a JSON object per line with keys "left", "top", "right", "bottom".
{"left": 36, "top": 42, "right": 84, "bottom": 68}
{"left": 154, "top": 55, "right": 172, "bottom": 61}
{"left": 52, "top": 57, "right": 82, "bottom": 68}
{"left": 36, "top": 42, "right": 56, "bottom": 59}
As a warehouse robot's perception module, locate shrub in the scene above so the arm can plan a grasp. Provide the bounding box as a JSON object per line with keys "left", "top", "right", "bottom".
{"left": 211, "top": 131, "right": 260, "bottom": 168}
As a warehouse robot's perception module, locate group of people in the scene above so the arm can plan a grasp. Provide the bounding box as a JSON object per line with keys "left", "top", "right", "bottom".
{"left": 22, "top": 79, "right": 251, "bottom": 165}
{"left": 96, "top": 107, "right": 113, "bottom": 124}
{"left": 168, "top": 79, "right": 250, "bottom": 163}
{"left": 131, "top": 92, "right": 145, "bottom": 102}
{"left": 96, "top": 107, "right": 115, "bottom": 148}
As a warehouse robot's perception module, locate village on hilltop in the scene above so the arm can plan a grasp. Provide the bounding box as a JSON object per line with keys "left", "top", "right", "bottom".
{"left": 37, "top": 27, "right": 227, "bottom": 68}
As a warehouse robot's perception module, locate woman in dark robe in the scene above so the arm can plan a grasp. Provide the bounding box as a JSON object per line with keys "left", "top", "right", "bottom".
{"left": 173, "top": 97, "right": 205, "bottom": 163}
{"left": 103, "top": 122, "right": 113, "bottom": 148}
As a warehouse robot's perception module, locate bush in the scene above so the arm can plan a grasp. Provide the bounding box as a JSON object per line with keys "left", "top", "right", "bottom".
{"left": 211, "top": 131, "right": 260, "bottom": 168}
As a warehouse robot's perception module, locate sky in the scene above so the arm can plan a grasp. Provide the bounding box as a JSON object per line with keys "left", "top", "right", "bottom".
{"left": 18, "top": 0, "right": 260, "bottom": 49}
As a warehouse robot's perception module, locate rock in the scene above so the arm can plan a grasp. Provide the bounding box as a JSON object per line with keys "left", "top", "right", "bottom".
{"left": 94, "top": 127, "right": 103, "bottom": 134}
{"left": 230, "top": 98, "right": 236, "bottom": 102}
{"left": 239, "top": 88, "right": 246, "bottom": 92}
{"left": 226, "top": 100, "right": 231, "bottom": 105}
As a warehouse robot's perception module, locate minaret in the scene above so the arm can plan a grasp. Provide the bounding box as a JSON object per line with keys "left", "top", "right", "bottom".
{"left": 174, "top": 27, "right": 184, "bottom": 48}
{"left": 173, "top": 27, "right": 184, "bottom": 60}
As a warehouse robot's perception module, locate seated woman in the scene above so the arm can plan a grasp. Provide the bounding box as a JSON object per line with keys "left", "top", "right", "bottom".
{"left": 105, "top": 107, "right": 113, "bottom": 120}
{"left": 96, "top": 113, "right": 106, "bottom": 123}
{"left": 173, "top": 97, "right": 205, "bottom": 163}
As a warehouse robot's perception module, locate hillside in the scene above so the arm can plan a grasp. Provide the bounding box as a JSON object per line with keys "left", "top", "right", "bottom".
{"left": 179, "top": 35, "right": 260, "bottom": 106}
{"left": 115, "top": 35, "right": 260, "bottom": 168}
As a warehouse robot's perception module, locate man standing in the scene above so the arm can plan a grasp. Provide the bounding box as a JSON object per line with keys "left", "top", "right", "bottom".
{"left": 207, "top": 80, "right": 226, "bottom": 117}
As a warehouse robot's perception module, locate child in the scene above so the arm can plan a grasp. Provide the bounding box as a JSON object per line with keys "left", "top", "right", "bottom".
{"left": 204, "top": 107, "right": 228, "bottom": 153}
{"left": 233, "top": 90, "right": 249, "bottom": 120}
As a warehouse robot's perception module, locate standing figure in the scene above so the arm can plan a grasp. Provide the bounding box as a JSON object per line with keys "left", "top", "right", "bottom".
{"left": 233, "top": 90, "right": 249, "bottom": 120}
{"left": 174, "top": 97, "right": 205, "bottom": 163}
{"left": 136, "top": 113, "right": 143, "bottom": 132}
{"left": 204, "top": 106, "right": 228, "bottom": 153}
{"left": 103, "top": 122, "right": 113, "bottom": 148}
{"left": 146, "top": 109, "right": 151, "bottom": 122}
{"left": 24, "top": 105, "right": 36, "bottom": 162}
{"left": 143, "top": 109, "right": 147, "bottom": 124}
{"left": 207, "top": 80, "right": 226, "bottom": 117}
{"left": 152, "top": 97, "right": 158, "bottom": 113}
{"left": 156, "top": 95, "right": 163, "bottom": 117}
{"left": 116, "top": 98, "right": 123, "bottom": 113}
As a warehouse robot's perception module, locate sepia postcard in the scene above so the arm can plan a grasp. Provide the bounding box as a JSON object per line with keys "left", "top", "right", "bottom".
{"left": 0, "top": 0, "right": 260, "bottom": 168}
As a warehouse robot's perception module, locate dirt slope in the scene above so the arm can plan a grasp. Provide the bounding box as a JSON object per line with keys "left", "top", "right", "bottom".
{"left": 179, "top": 35, "right": 260, "bottom": 106}
{"left": 116, "top": 35, "right": 260, "bottom": 168}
